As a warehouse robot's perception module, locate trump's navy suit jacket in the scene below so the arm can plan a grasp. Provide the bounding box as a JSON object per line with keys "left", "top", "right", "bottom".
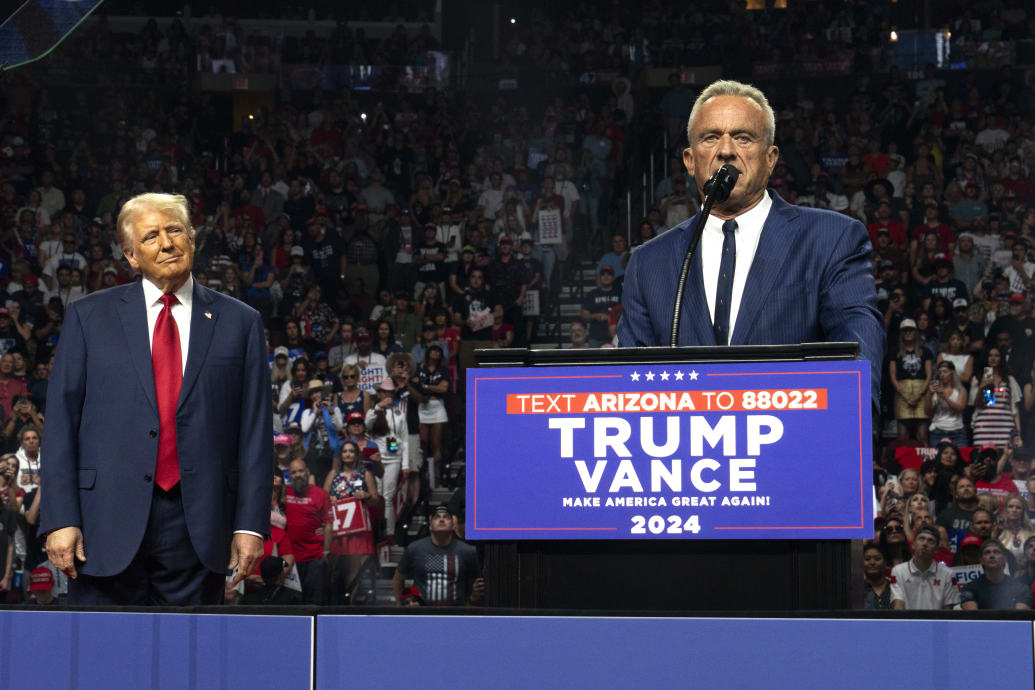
{"left": 40, "top": 279, "right": 273, "bottom": 576}
{"left": 618, "top": 191, "right": 884, "bottom": 405}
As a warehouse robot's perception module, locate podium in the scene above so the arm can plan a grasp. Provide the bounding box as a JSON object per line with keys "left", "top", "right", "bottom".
{"left": 469, "top": 343, "right": 870, "bottom": 611}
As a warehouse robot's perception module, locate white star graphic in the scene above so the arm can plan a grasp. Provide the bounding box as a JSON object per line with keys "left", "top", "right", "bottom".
{"left": 674, "top": 371, "right": 684, "bottom": 381}
{"left": 689, "top": 370, "right": 699, "bottom": 381}
{"left": 645, "top": 371, "right": 655, "bottom": 381}
{"left": 659, "top": 371, "right": 670, "bottom": 381}
{"left": 630, "top": 371, "right": 640, "bottom": 381}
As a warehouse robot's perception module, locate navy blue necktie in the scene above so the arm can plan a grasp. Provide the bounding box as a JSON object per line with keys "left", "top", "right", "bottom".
{"left": 713, "top": 219, "right": 738, "bottom": 345}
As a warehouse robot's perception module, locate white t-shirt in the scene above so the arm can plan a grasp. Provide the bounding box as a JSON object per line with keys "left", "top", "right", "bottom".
{"left": 42, "top": 252, "right": 87, "bottom": 279}
{"left": 16, "top": 448, "right": 40, "bottom": 493}
{"left": 436, "top": 223, "right": 462, "bottom": 262}
{"left": 929, "top": 386, "right": 964, "bottom": 431}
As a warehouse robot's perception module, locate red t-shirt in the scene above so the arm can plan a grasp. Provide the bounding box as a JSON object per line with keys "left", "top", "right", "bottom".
{"left": 491, "top": 322, "right": 514, "bottom": 346}
{"left": 285, "top": 486, "right": 331, "bottom": 562}
{"left": 863, "top": 153, "right": 889, "bottom": 177}
{"left": 976, "top": 473, "right": 1019, "bottom": 513}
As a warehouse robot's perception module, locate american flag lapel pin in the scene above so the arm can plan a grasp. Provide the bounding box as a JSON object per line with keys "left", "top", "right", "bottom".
{"left": 204, "top": 311, "right": 212, "bottom": 319}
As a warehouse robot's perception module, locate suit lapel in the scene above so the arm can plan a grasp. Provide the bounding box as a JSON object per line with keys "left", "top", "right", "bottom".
{"left": 731, "top": 193, "right": 800, "bottom": 345}
{"left": 177, "top": 283, "right": 219, "bottom": 411}
{"left": 674, "top": 216, "right": 718, "bottom": 346}
{"left": 117, "top": 281, "right": 158, "bottom": 415}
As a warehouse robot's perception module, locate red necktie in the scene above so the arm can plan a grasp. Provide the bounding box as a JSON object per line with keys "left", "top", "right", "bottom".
{"left": 153, "top": 293, "right": 182, "bottom": 490}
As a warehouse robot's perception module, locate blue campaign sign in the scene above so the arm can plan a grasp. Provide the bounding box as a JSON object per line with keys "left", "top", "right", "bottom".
{"left": 467, "top": 360, "right": 872, "bottom": 540}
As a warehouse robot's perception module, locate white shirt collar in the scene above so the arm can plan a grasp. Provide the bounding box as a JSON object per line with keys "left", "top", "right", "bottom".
{"left": 142, "top": 274, "right": 194, "bottom": 309}
{"left": 707, "top": 190, "right": 774, "bottom": 233}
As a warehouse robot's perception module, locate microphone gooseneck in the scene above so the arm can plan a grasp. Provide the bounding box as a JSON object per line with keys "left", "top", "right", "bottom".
{"left": 668, "top": 164, "right": 742, "bottom": 347}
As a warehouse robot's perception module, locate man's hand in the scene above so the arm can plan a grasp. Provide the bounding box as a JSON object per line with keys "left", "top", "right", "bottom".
{"left": 469, "top": 577, "right": 486, "bottom": 602}
{"left": 0, "top": 574, "right": 9, "bottom": 591}
{"left": 47, "top": 526, "right": 86, "bottom": 578}
{"left": 227, "top": 533, "right": 264, "bottom": 586}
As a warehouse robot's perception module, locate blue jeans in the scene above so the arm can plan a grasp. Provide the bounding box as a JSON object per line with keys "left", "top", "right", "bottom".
{"left": 929, "top": 427, "right": 968, "bottom": 448}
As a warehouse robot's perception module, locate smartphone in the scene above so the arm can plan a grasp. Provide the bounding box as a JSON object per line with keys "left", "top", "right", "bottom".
{"left": 983, "top": 366, "right": 994, "bottom": 379}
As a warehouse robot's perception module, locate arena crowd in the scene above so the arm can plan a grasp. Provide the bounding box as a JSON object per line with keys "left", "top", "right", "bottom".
{"left": 1, "top": 0, "right": 1034, "bottom": 610}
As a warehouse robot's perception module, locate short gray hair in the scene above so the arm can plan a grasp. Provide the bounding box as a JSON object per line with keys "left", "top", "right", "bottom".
{"left": 686, "top": 80, "right": 776, "bottom": 147}
{"left": 117, "top": 193, "right": 195, "bottom": 248}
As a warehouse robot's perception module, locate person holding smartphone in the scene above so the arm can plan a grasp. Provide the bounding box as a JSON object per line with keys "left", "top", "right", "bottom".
{"left": 926, "top": 360, "right": 968, "bottom": 448}
{"left": 971, "top": 346, "right": 1022, "bottom": 448}
{"left": 300, "top": 381, "right": 343, "bottom": 487}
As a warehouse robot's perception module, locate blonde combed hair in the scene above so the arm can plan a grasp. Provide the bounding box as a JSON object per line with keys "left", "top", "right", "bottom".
{"left": 686, "top": 79, "right": 776, "bottom": 147}
{"left": 117, "top": 193, "right": 195, "bottom": 248}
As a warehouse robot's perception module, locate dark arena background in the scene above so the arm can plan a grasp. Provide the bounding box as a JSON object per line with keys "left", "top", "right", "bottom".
{"left": 1, "top": 1, "right": 1034, "bottom": 687}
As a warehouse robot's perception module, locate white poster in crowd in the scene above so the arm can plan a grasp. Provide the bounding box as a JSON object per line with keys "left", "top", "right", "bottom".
{"left": 523, "top": 289, "right": 540, "bottom": 317}
{"left": 357, "top": 364, "right": 385, "bottom": 392}
{"left": 950, "top": 563, "right": 983, "bottom": 592}
{"left": 469, "top": 307, "right": 494, "bottom": 333}
{"left": 283, "top": 564, "right": 303, "bottom": 592}
{"left": 537, "top": 208, "right": 562, "bottom": 245}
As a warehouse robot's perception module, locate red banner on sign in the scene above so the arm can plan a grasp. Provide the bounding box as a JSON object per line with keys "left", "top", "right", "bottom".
{"left": 331, "top": 497, "right": 371, "bottom": 536}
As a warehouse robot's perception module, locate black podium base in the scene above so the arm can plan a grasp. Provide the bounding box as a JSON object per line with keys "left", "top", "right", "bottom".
{"left": 483, "top": 540, "right": 851, "bottom": 610}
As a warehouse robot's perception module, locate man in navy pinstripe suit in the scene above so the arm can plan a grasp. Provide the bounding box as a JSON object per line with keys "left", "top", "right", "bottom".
{"left": 618, "top": 80, "right": 884, "bottom": 405}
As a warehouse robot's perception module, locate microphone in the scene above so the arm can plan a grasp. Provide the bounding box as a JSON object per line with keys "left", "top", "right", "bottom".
{"left": 701, "top": 164, "right": 741, "bottom": 203}
{"left": 668, "top": 163, "right": 742, "bottom": 346}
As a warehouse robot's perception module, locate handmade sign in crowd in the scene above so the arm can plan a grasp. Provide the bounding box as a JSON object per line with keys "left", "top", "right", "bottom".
{"left": 467, "top": 360, "right": 873, "bottom": 540}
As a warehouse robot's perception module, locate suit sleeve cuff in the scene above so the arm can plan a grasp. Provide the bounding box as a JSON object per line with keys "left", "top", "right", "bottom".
{"left": 234, "top": 530, "right": 264, "bottom": 539}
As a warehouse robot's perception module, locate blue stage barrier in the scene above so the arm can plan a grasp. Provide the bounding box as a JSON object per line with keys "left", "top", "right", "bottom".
{"left": 318, "top": 616, "right": 1033, "bottom": 689}
{"left": 2, "top": 611, "right": 1032, "bottom": 689}
{"left": 0, "top": 611, "right": 312, "bottom": 689}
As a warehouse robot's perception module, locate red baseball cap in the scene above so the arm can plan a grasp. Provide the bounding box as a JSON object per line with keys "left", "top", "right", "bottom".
{"left": 29, "top": 566, "right": 53, "bottom": 591}
{"left": 960, "top": 535, "right": 983, "bottom": 549}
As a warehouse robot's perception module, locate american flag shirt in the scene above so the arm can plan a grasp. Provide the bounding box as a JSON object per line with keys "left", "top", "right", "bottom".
{"left": 398, "top": 536, "right": 481, "bottom": 606}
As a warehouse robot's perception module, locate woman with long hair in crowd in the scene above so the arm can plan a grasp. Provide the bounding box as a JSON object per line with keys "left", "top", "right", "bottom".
{"left": 373, "top": 319, "right": 403, "bottom": 358}
{"left": 0, "top": 455, "right": 23, "bottom": 513}
{"left": 415, "top": 283, "right": 445, "bottom": 322}
{"left": 931, "top": 442, "right": 968, "bottom": 513}
{"left": 878, "top": 516, "right": 911, "bottom": 567}
{"left": 418, "top": 344, "right": 449, "bottom": 487}
{"left": 0, "top": 455, "right": 23, "bottom": 600}
{"left": 925, "top": 360, "right": 968, "bottom": 448}
{"left": 862, "top": 542, "right": 893, "bottom": 610}
{"left": 432, "top": 308, "right": 462, "bottom": 394}
{"left": 898, "top": 468, "right": 922, "bottom": 503}
{"left": 910, "top": 230, "right": 941, "bottom": 289}
{"left": 322, "top": 440, "right": 378, "bottom": 604}
{"left": 634, "top": 220, "right": 655, "bottom": 247}
{"left": 889, "top": 318, "right": 933, "bottom": 444}
{"left": 997, "top": 495, "right": 1035, "bottom": 564}
{"left": 449, "top": 245, "right": 476, "bottom": 296}
{"left": 914, "top": 310, "right": 938, "bottom": 356}
{"left": 920, "top": 459, "right": 939, "bottom": 500}
{"left": 970, "top": 346, "right": 1022, "bottom": 448}
{"left": 929, "top": 296, "right": 954, "bottom": 342}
